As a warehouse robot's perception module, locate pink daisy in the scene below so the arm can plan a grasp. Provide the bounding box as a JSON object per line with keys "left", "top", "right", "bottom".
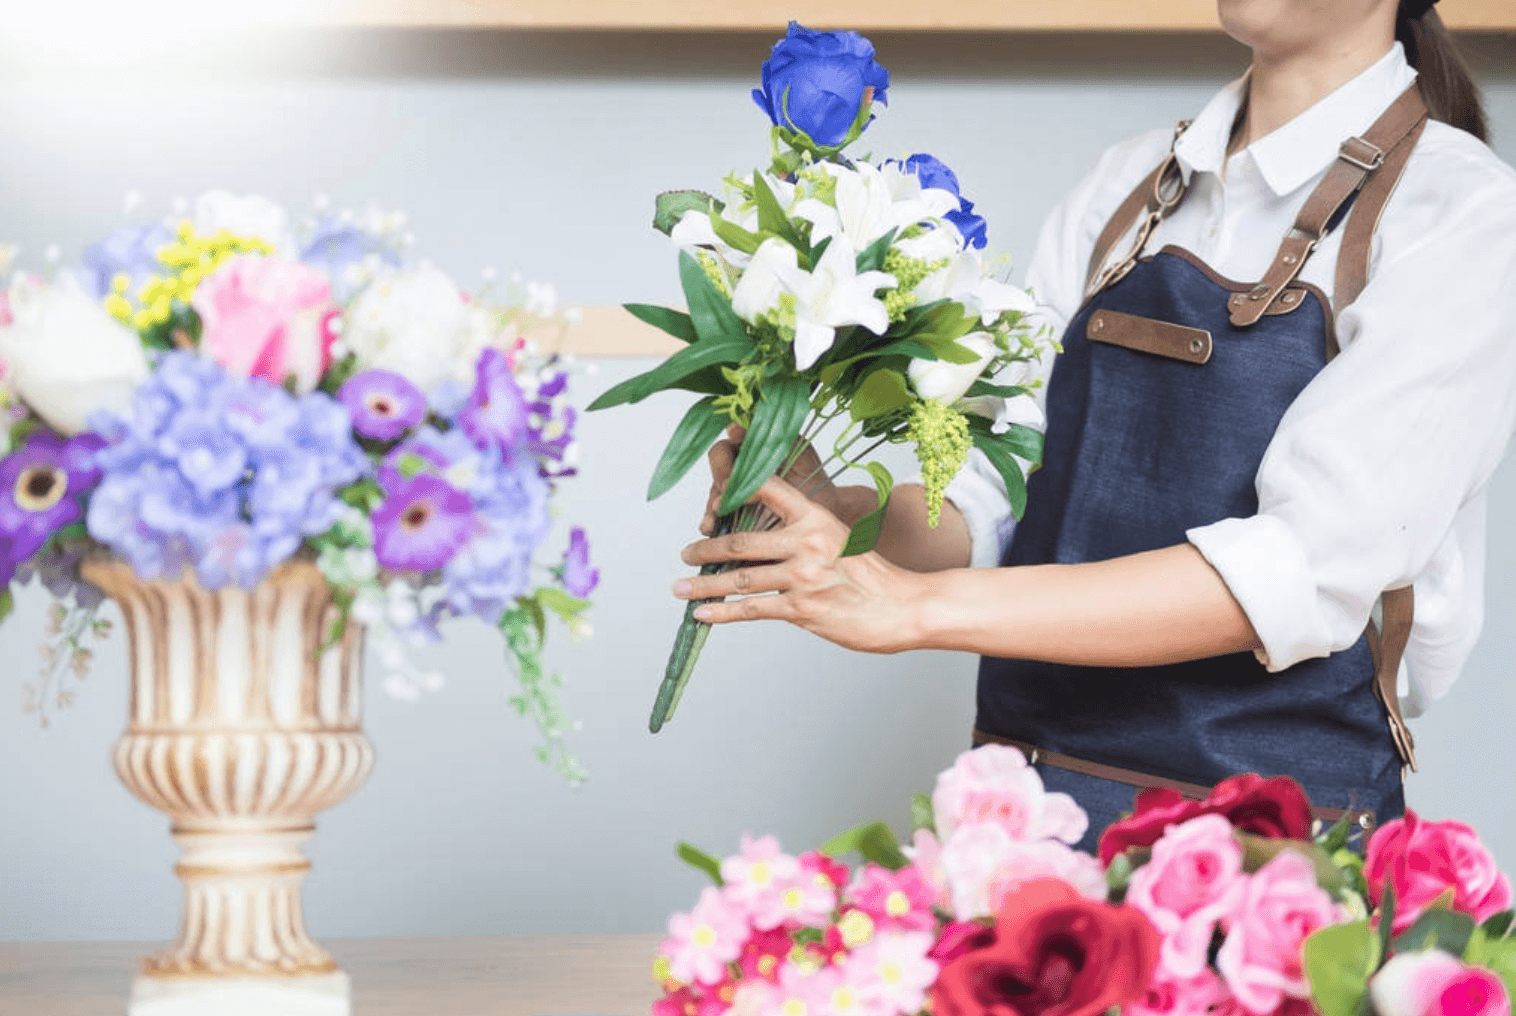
{"left": 845, "top": 864, "right": 938, "bottom": 933}
{"left": 663, "top": 886, "right": 751, "bottom": 986}
{"left": 846, "top": 931, "right": 939, "bottom": 1015}
{"left": 722, "top": 835, "right": 803, "bottom": 930}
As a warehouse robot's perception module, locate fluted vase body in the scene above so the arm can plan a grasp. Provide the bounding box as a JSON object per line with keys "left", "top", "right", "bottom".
{"left": 82, "top": 557, "right": 374, "bottom": 1016}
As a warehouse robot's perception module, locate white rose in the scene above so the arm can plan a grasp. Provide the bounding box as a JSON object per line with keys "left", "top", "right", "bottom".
{"left": 909, "top": 331, "right": 997, "bottom": 405}
{"left": 192, "top": 191, "right": 298, "bottom": 257}
{"left": 344, "top": 265, "right": 494, "bottom": 393}
{"left": 0, "top": 274, "right": 148, "bottom": 435}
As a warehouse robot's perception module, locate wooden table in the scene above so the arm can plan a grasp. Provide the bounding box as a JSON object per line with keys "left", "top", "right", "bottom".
{"left": 0, "top": 934, "right": 666, "bottom": 1016}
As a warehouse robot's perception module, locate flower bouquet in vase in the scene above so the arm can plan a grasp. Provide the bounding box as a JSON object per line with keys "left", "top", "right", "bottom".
{"left": 0, "top": 193, "right": 597, "bottom": 1015}
{"left": 654, "top": 746, "right": 1516, "bottom": 1016}
{"left": 590, "top": 23, "right": 1051, "bottom": 731}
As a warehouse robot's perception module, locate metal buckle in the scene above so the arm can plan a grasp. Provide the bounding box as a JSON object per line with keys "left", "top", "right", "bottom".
{"left": 1338, "top": 137, "right": 1385, "bottom": 172}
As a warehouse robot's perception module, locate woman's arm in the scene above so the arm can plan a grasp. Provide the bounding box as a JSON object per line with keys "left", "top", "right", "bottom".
{"left": 677, "top": 474, "right": 1261, "bottom": 664}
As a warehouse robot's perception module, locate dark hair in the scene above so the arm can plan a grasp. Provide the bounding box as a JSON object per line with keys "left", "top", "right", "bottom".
{"left": 1396, "top": 5, "right": 1490, "bottom": 142}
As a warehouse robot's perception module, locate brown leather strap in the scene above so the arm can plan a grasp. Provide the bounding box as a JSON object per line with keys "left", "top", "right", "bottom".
{"left": 1334, "top": 116, "right": 1428, "bottom": 312}
{"left": 1085, "top": 160, "right": 1168, "bottom": 293}
{"left": 1368, "top": 587, "right": 1419, "bottom": 770}
{"left": 971, "top": 729, "right": 1376, "bottom": 832}
{"left": 1229, "top": 85, "right": 1428, "bottom": 327}
{"left": 1084, "top": 120, "right": 1192, "bottom": 298}
{"left": 1088, "top": 309, "right": 1212, "bottom": 364}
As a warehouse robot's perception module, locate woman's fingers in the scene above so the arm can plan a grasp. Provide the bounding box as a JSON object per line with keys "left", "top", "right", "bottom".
{"left": 752, "top": 474, "right": 822, "bottom": 527}
{"left": 692, "top": 595, "right": 794, "bottom": 626}
{"left": 700, "top": 439, "right": 739, "bottom": 536}
{"left": 681, "top": 527, "right": 795, "bottom": 567}
{"left": 674, "top": 562, "right": 790, "bottom": 600}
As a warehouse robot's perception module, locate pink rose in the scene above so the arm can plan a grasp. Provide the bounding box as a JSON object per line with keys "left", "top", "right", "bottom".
{"left": 1125, "top": 968, "right": 1242, "bottom": 1016}
{"left": 193, "top": 254, "right": 336, "bottom": 394}
{"left": 1128, "top": 815, "right": 1247, "bottom": 980}
{"left": 940, "top": 821, "right": 1107, "bottom": 920}
{"left": 1370, "top": 951, "right": 1512, "bottom": 1016}
{"left": 933, "top": 744, "right": 1088, "bottom": 845}
{"left": 905, "top": 828, "right": 953, "bottom": 912}
{"left": 1366, "top": 810, "right": 1513, "bottom": 935}
{"left": 1216, "top": 850, "right": 1342, "bottom": 1015}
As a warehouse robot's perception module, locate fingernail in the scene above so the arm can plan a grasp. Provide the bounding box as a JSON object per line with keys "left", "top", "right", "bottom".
{"left": 693, "top": 606, "right": 712, "bottom": 622}
{"left": 672, "top": 580, "right": 691, "bottom": 597}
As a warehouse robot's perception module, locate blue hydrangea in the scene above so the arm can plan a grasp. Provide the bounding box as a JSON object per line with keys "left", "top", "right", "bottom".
{"left": 300, "top": 217, "right": 404, "bottom": 300}
{"left": 86, "top": 352, "right": 368, "bottom": 590}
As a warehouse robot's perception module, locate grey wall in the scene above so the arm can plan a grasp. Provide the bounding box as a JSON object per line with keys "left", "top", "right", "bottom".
{"left": 1, "top": 28, "right": 1514, "bottom": 942}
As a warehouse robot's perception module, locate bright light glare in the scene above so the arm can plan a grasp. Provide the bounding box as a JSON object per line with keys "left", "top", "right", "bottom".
{"left": 2, "top": 0, "right": 325, "bottom": 67}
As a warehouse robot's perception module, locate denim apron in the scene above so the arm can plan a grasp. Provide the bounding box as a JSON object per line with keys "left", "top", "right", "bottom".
{"left": 974, "top": 86, "right": 1428, "bottom": 852}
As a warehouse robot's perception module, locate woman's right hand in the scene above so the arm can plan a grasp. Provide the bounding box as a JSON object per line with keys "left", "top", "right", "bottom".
{"left": 700, "top": 426, "right": 855, "bottom": 536}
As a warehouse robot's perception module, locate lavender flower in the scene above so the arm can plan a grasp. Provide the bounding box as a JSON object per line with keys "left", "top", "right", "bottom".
{"left": 299, "top": 217, "right": 403, "bottom": 299}
{"left": 459, "top": 348, "right": 529, "bottom": 455}
{"left": 372, "top": 474, "right": 475, "bottom": 572}
{"left": 522, "top": 363, "right": 580, "bottom": 477}
{"left": 339, "top": 370, "right": 426, "bottom": 442}
{"left": 78, "top": 222, "right": 173, "bottom": 300}
{"left": 0, "top": 434, "right": 106, "bottom": 584}
{"left": 559, "top": 527, "right": 599, "bottom": 598}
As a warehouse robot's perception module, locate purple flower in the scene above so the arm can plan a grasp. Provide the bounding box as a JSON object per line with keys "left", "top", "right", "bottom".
{"left": 339, "top": 370, "right": 427, "bottom": 442}
{"left": 559, "top": 527, "right": 599, "bottom": 597}
{"left": 0, "top": 434, "right": 106, "bottom": 581}
{"left": 299, "top": 218, "right": 403, "bottom": 299}
{"left": 459, "top": 348, "right": 529, "bottom": 455}
{"left": 372, "top": 474, "right": 476, "bottom": 572}
{"left": 78, "top": 222, "right": 173, "bottom": 300}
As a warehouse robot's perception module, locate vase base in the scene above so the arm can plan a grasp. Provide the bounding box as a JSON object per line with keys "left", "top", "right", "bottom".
{"left": 129, "top": 971, "right": 350, "bottom": 1016}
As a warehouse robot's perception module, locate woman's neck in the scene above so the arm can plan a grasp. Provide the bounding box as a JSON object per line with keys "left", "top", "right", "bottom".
{"left": 1240, "top": 30, "right": 1397, "bottom": 147}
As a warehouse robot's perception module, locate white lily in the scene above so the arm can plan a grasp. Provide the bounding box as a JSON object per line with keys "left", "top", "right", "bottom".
{"left": 917, "top": 249, "right": 1038, "bottom": 325}
{"left": 669, "top": 174, "right": 797, "bottom": 270}
{"left": 794, "top": 161, "right": 959, "bottom": 253}
{"left": 908, "top": 331, "right": 997, "bottom": 406}
{"left": 733, "top": 237, "right": 896, "bottom": 371}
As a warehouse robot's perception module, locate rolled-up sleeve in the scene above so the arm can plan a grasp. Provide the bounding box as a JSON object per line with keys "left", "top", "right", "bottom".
{"left": 1188, "top": 155, "right": 1516, "bottom": 674}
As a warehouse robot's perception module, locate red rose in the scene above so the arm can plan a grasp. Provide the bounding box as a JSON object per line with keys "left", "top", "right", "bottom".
{"left": 931, "top": 921, "right": 998, "bottom": 965}
{"left": 1365, "top": 809, "right": 1513, "bottom": 935}
{"left": 1097, "top": 775, "right": 1313, "bottom": 864}
{"left": 931, "top": 878, "right": 1160, "bottom": 1016}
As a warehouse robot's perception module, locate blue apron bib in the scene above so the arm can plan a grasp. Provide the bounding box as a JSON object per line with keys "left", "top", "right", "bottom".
{"left": 974, "top": 92, "right": 1427, "bottom": 852}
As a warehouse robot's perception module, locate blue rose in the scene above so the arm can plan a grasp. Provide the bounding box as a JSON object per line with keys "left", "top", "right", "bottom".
{"left": 751, "top": 22, "right": 890, "bottom": 149}
{"left": 894, "top": 153, "right": 990, "bottom": 250}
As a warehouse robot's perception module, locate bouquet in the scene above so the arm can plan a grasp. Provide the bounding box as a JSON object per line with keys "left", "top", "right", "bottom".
{"left": 654, "top": 747, "right": 1516, "bottom": 1016}
{"left": 590, "top": 23, "right": 1052, "bottom": 732}
{"left": 0, "top": 192, "right": 596, "bottom": 781}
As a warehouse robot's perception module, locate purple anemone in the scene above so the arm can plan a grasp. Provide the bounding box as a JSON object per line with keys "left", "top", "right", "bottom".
{"left": 559, "top": 527, "right": 599, "bottom": 598}
{"left": 0, "top": 434, "right": 105, "bottom": 583}
{"left": 372, "top": 473, "right": 475, "bottom": 572}
{"left": 459, "top": 348, "right": 529, "bottom": 455}
{"left": 339, "top": 369, "right": 427, "bottom": 442}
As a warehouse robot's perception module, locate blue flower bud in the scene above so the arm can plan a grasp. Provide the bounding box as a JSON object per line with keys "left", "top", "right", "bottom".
{"left": 751, "top": 22, "right": 890, "bottom": 149}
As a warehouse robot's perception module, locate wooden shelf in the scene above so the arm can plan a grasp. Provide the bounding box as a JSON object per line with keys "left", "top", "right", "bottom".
{"left": 298, "top": 0, "right": 1515, "bottom": 32}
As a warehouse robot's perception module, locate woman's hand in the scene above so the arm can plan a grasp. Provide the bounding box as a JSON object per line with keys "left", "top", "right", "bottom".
{"left": 699, "top": 426, "right": 877, "bottom": 536}
{"left": 676, "top": 473, "right": 927, "bottom": 654}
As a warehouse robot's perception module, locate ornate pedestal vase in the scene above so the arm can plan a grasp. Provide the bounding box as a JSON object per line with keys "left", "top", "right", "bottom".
{"left": 82, "top": 557, "right": 375, "bottom": 1016}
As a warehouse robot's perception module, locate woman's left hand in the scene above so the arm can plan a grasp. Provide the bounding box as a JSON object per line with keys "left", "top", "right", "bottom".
{"left": 673, "top": 474, "right": 926, "bottom": 654}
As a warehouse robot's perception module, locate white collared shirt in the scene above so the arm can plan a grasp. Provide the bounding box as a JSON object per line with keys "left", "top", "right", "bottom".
{"left": 945, "top": 42, "right": 1516, "bottom": 716}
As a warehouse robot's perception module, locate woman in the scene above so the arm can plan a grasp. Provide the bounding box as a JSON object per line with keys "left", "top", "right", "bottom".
{"left": 674, "top": 0, "right": 1516, "bottom": 849}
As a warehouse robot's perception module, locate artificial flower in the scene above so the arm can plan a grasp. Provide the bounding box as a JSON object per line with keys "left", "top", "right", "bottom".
{"left": 0, "top": 274, "right": 149, "bottom": 435}
{"left": 1125, "top": 814, "right": 1247, "bottom": 980}
{"left": 559, "top": 526, "right": 599, "bottom": 598}
{"left": 722, "top": 835, "right": 804, "bottom": 930}
{"left": 908, "top": 331, "right": 998, "bottom": 406}
{"left": 460, "top": 346, "right": 530, "bottom": 454}
{"left": 1215, "top": 849, "right": 1342, "bottom": 1015}
{"left": 1370, "top": 951, "right": 1511, "bottom": 1016}
{"left": 846, "top": 930, "right": 939, "bottom": 1015}
{"left": 0, "top": 434, "right": 105, "bottom": 585}
{"left": 344, "top": 264, "right": 499, "bottom": 394}
{"left": 663, "top": 885, "right": 751, "bottom": 987}
{"left": 1365, "top": 810, "right": 1513, "bottom": 935}
{"left": 372, "top": 473, "right": 476, "bottom": 573}
{"left": 845, "top": 863, "right": 938, "bottom": 933}
{"left": 1098, "top": 774, "right": 1314, "bottom": 865}
{"left": 751, "top": 22, "right": 889, "bottom": 148}
{"left": 193, "top": 254, "right": 337, "bottom": 394}
{"left": 78, "top": 222, "right": 174, "bottom": 301}
{"left": 939, "top": 822, "right": 1107, "bottom": 920}
{"left": 1125, "top": 967, "right": 1245, "bottom": 1016}
{"left": 338, "top": 369, "right": 428, "bottom": 442}
{"left": 192, "top": 191, "right": 298, "bottom": 257}
{"left": 932, "top": 742, "right": 1088, "bottom": 845}
{"left": 794, "top": 161, "right": 958, "bottom": 254}
{"left": 890, "top": 153, "right": 988, "bottom": 250}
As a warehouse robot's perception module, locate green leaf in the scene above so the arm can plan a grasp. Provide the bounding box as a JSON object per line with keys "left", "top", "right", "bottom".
{"left": 719, "top": 376, "right": 811, "bottom": 515}
{"left": 1105, "top": 851, "right": 1135, "bottom": 896}
{"left": 654, "top": 190, "right": 719, "bottom": 236}
{"left": 1001, "top": 423, "right": 1045, "bottom": 467}
{"left": 1303, "top": 921, "right": 1380, "bottom": 1016}
{"left": 1394, "top": 907, "right": 1476, "bottom": 957}
{"left": 820, "top": 340, "right": 938, "bottom": 384}
{"left": 751, "top": 172, "right": 806, "bottom": 251}
{"left": 587, "top": 333, "right": 753, "bottom": 412}
{"left": 1379, "top": 882, "right": 1397, "bottom": 963}
{"left": 850, "top": 369, "right": 911, "bottom": 421}
{"left": 964, "top": 379, "right": 1030, "bottom": 399}
{"left": 856, "top": 229, "right": 897, "bottom": 274}
{"left": 679, "top": 250, "right": 749, "bottom": 344}
{"left": 1483, "top": 911, "right": 1515, "bottom": 939}
{"left": 841, "top": 462, "right": 893, "bottom": 557}
{"left": 668, "top": 365, "right": 738, "bottom": 397}
{"left": 971, "top": 430, "right": 1030, "bottom": 519}
{"left": 910, "top": 791, "right": 935, "bottom": 833}
{"left": 537, "top": 587, "right": 590, "bottom": 621}
{"left": 624, "top": 303, "right": 698, "bottom": 345}
{"left": 709, "top": 213, "right": 766, "bottom": 256}
{"left": 676, "top": 842, "right": 725, "bottom": 885}
{"left": 1318, "top": 812, "right": 1356, "bottom": 854}
{"left": 648, "top": 397, "right": 730, "bottom": 501}
{"left": 820, "top": 820, "right": 909, "bottom": 870}
{"left": 922, "top": 336, "right": 984, "bottom": 365}
{"left": 0, "top": 587, "right": 13, "bottom": 626}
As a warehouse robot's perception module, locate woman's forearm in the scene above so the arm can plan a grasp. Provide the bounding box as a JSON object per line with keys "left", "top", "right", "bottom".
{"left": 909, "top": 543, "right": 1263, "bottom": 665}
{"left": 831, "top": 482, "right": 972, "bottom": 573}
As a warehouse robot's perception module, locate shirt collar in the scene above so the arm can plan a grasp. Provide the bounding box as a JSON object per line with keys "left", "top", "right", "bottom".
{"left": 1174, "top": 42, "right": 1418, "bottom": 197}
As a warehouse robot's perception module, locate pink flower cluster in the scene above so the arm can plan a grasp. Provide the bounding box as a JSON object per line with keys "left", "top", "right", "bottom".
{"left": 1123, "top": 815, "right": 1342, "bottom": 1016}
{"left": 655, "top": 836, "right": 941, "bottom": 1016}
